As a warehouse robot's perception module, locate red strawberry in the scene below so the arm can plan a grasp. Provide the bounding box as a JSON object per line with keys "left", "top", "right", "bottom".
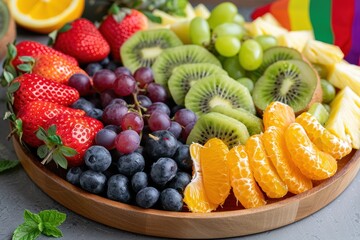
{"left": 12, "top": 41, "right": 78, "bottom": 69}
{"left": 16, "top": 100, "right": 85, "bottom": 147}
{"left": 13, "top": 73, "right": 80, "bottom": 112}
{"left": 52, "top": 18, "right": 110, "bottom": 64}
{"left": 39, "top": 114, "right": 103, "bottom": 168}
{"left": 29, "top": 53, "right": 89, "bottom": 84}
{"left": 99, "top": 7, "right": 148, "bottom": 62}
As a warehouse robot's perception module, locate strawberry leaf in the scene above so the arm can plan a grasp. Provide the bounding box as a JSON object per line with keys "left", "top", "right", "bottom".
{"left": 59, "top": 146, "right": 77, "bottom": 157}
{"left": 58, "top": 23, "right": 72, "bottom": 33}
{"left": 37, "top": 145, "right": 49, "bottom": 159}
{"left": 17, "top": 63, "right": 32, "bottom": 73}
{"left": 36, "top": 127, "right": 48, "bottom": 142}
{"left": 53, "top": 151, "right": 68, "bottom": 169}
{"left": 8, "top": 81, "right": 20, "bottom": 94}
{"left": 0, "top": 160, "right": 19, "bottom": 173}
{"left": 47, "top": 125, "right": 57, "bottom": 136}
{"left": 19, "top": 56, "right": 35, "bottom": 63}
{"left": 143, "top": 11, "right": 162, "bottom": 23}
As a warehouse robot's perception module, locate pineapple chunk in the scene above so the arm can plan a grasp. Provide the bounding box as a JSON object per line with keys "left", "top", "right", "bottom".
{"left": 328, "top": 61, "right": 360, "bottom": 96}
{"left": 261, "top": 13, "right": 282, "bottom": 27}
{"left": 245, "top": 17, "right": 288, "bottom": 38}
{"left": 194, "top": 3, "right": 210, "bottom": 19}
{"left": 278, "top": 30, "right": 314, "bottom": 52}
{"left": 153, "top": 10, "right": 186, "bottom": 26}
{"left": 184, "top": 3, "right": 196, "bottom": 19}
{"left": 302, "top": 39, "right": 344, "bottom": 66}
{"left": 325, "top": 87, "right": 360, "bottom": 149}
{"left": 170, "top": 20, "right": 191, "bottom": 44}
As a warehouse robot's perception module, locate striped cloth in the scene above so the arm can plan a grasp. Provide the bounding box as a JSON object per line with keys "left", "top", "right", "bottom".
{"left": 252, "top": 0, "right": 360, "bottom": 65}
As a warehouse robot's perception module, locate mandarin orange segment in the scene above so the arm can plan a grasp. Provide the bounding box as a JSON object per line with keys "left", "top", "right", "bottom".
{"left": 285, "top": 123, "right": 338, "bottom": 180}
{"left": 202, "top": 138, "right": 231, "bottom": 205}
{"left": 227, "top": 145, "right": 266, "bottom": 208}
{"left": 183, "top": 143, "right": 218, "bottom": 213}
{"left": 263, "top": 101, "right": 295, "bottom": 130}
{"left": 296, "top": 112, "right": 352, "bottom": 159}
{"left": 262, "top": 126, "right": 313, "bottom": 194}
{"left": 245, "top": 134, "right": 288, "bottom": 198}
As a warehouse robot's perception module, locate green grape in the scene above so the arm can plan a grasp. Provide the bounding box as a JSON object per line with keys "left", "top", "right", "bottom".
{"left": 236, "top": 77, "right": 254, "bottom": 93}
{"left": 222, "top": 56, "right": 246, "bottom": 79}
{"left": 320, "top": 79, "right": 336, "bottom": 104}
{"left": 233, "top": 14, "right": 245, "bottom": 25}
{"left": 238, "top": 39, "right": 263, "bottom": 71}
{"left": 212, "top": 23, "right": 245, "bottom": 40}
{"left": 207, "top": 2, "right": 238, "bottom": 29}
{"left": 255, "top": 35, "right": 278, "bottom": 51}
{"left": 215, "top": 36, "right": 241, "bottom": 57}
{"left": 190, "top": 17, "right": 211, "bottom": 46}
{"left": 308, "top": 102, "right": 329, "bottom": 126}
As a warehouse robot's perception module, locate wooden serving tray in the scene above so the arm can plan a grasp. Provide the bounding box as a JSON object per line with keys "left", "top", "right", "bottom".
{"left": 12, "top": 136, "right": 360, "bottom": 239}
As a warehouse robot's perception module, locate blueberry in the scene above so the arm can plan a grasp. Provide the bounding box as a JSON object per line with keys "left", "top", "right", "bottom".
{"left": 116, "top": 152, "right": 145, "bottom": 177}
{"left": 100, "top": 57, "right": 110, "bottom": 66}
{"left": 173, "top": 145, "right": 192, "bottom": 171}
{"left": 71, "top": 98, "right": 95, "bottom": 112}
{"left": 66, "top": 167, "right": 83, "bottom": 185}
{"left": 107, "top": 174, "right": 131, "bottom": 203}
{"left": 85, "top": 63, "right": 103, "bottom": 76}
{"left": 84, "top": 145, "right": 112, "bottom": 172}
{"left": 131, "top": 172, "right": 148, "bottom": 193}
{"left": 86, "top": 108, "right": 103, "bottom": 120}
{"left": 160, "top": 188, "right": 183, "bottom": 211}
{"left": 145, "top": 130, "right": 178, "bottom": 159}
{"left": 104, "top": 124, "right": 121, "bottom": 134}
{"left": 79, "top": 170, "right": 106, "bottom": 194}
{"left": 136, "top": 187, "right": 159, "bottom": 208}
{"left": 150, "top": 157, "right": 178, "bottom": 186}
{"left": 167, "top": 172, "right": 191, "bottom": 192}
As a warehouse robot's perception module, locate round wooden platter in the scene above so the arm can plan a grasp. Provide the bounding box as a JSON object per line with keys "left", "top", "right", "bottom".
{"left": 12, "top": 136, "right": 360, "bottom": 239}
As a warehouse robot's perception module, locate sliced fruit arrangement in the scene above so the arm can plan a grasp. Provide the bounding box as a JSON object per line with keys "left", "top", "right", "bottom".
{"left": 1, "top": 1, "right": 360, "bottom": 214}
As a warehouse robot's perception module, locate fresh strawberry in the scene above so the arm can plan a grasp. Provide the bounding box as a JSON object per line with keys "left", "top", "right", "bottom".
{"left": 52, "top": 18, "right": 110, "bottom": 64}
{"left": 16, "top": 100, "right": 85, "bottom": 147}
{"left": 38, "top": 114, "right": 103, "bottom": 168}
{"left": 11, "top": 40, "right": 78, "bottom": 69}
{"left": 99, "top": 6, "right": 148, "bottom": 62}
{"left": 13, "top": 73, "right": 80, "bottom": 112}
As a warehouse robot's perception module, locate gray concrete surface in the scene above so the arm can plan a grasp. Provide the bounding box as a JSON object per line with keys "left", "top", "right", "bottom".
{"left": 1, "top": 14, "right": 360, "bottom": 240}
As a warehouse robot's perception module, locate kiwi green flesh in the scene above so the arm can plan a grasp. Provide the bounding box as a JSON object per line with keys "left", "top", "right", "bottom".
{"left": 185, "top": 74, "right": 256, "bottom": 116}
{"left": 120, "top": 29, "right": 183, "bottom": 73}
{"left": 210, "top": 105, "right": 263, "bottom": 135}
{"left": 252, "top": 59, "right": 318, "bottom": 113}
{"left": 249, "top": 46, "right": 302, "bottom": 81}
{"left": 168, "top": 63, "right": 227, "bottom": 105}
{"left": 186, "top": 112, "right": 250, "bottom": 148}
{"left": 152, "top": 45, "right": 222, "bottom": 88}
{"left": 0, "top": 1, "right": 9, "bottom": 38}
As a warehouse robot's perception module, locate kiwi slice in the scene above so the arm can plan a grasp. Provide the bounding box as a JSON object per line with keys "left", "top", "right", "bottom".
{"left": 186, "top": 112, "right": 250, "bottom": 148}
{"left": 168, "top": 63, "right": 227, "bottom": 105}
{"left": 152, "top": 45, "right": 222, "bottom": 88}
{"left": 248, "top": 46, "right": 303, "bottom": 81}
{"left": 210, "top": 105, "right": 263, "bottom": 135}
{"left": 185, "top": 74, "right": 255, "bottom": 116}
{"left": 252, "top": 59, "right": 319, "bottom": 113}
{"left": 120, "top": 29, "right": 183, "bottom": 73}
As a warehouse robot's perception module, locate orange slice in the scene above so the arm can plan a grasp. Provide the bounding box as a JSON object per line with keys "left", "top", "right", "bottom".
{"left": 8, "top": 0, "right": 85, "bottom": 33}
{"left": 285, "top": 123, "right": 337, "bottom": 180}
{"left": 245, "top": 134, "right": 288, "bottom": 198}
{"left": 296, "top": 112, "right": 352, "bottom": 160}
{"left": 262, "top": 126, "right": 313, "bottom": 194}
{"left": 227, "top": 145, "right": 266, "bottom": 208}
{"left": 263, "top": 101, "right": 295, "bottom": 130}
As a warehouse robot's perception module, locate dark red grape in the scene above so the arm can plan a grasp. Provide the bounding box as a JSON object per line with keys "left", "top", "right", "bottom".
{"left": 168, "top": 121, "right": 182, "bottom": 139}
{"left": 100, "top": 89, "right": 117, "bottom": 108}
{"left": 93, "top": 69, "right": 116, "bottom": 92}
{"left": 114, "top": 66, "right": 132, "bottom": 77}
{"left": 146, "top": 83, "right": 168, "bottom": 102}
{"left": 95, "top": 129, "right": 117, "bottom": 150}
{"left": 115, "top": 129, "right": 140, "bottom": 154}
{"left": 102, "top": 104, "right": 128, "bottom": 125}
{"left": 148, "top": 111, "right": 171, "bottom": 131}
{"left": 133, "top": 67, "right": 154, "bottom": 88}
{"left": 147, "top": 102, "right": 171, "bottom": 116}
{"left": 114, "top": 75, "right": 137, "bottom": 97}
{"left": 68, "top": 73, "right": 92, "bottom": 96}
{"left": 137, "top": 95, "right": 152, "bottom": 108}
{"left": 121, "top": 112, "right": 144, "bottom": 133}
{"left": 181, "top": 121, "right": 195, "bottom": 142}
{"left": 109, "top": 98, "right": 127, "bottom": 107}
{"left": 174, "top": 109, "right": 197, "bottom": 127}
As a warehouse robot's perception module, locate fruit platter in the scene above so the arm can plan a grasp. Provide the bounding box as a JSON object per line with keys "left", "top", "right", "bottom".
{"left": 2, "top": 0, "right": 360, "bottom": 239}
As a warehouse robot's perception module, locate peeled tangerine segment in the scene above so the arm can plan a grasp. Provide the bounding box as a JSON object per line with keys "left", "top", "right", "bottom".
{"left": 285, "top": 123, "right": 337, "bottom": 180}
{"left": 227, "top": 145, "right": 266, "bottom": 208}
{"left": 245, "top": 134, "right": 288, "bottom": 198}
{"left": 263, "top": 126, "right": 313, "bottom": 194}
{"left": 263, "top": 101, "right": 295, "bottom": 131}
{"left": 296, "top": 112, "right": 352, "bottom": 160}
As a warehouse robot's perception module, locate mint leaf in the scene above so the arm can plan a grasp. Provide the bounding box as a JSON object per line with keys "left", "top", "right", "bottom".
{"left": 42, "top": 222, "right": 63, "bottom": 238}
{"left": 0, "top": 160, "right": 19, "bottom": 172}
{"left": 24, "top": 210, "right": 42, "bottom": 225}
{"left": 39, "top": 210, "right": 66, "bottom": 226}
{"left": 143, "top": 11, "right": 162, "bottom": 23}
{"left": 12, "top": 221, "right": 41, "bottom": 240}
